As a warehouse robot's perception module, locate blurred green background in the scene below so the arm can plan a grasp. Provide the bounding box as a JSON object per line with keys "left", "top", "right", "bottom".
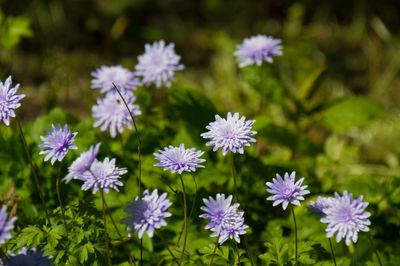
{"left": 1, "top": 0, "right": 400, "bottom": 265}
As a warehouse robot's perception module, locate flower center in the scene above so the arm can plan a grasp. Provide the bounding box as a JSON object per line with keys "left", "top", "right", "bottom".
{"left": 338, "top": 206, "right": 354, "bottom": 222}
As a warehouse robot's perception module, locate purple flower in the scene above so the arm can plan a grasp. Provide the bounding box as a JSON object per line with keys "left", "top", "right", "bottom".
{"left": 6, "top": 247, "right": 52, "bottom": 266}
{"left": 0, "top": 76, "right": 25, "bottom": 126}
{"left": 200, "top": 194, "right": 248, "bottom": 244}
{"left": 122, "top": 189, "right": 172, "bottom": 238}
{"left": 76, "top": 157, "right": 127, "bottom": 194}
{"left": 321, "top": 191, "right": 371, "bottom": 245}
{"left": 234, "top": 35, "right": 282, "bottom": 68}
{"left": 39, "top": 124, "right": 78, "bottom": 165}
{"left": 307, "top": 196, "right": 337, "bottom": 216}
{"left": 266, "top": 172, "right": 310, "bottom": 210}
{"left": 214, "top": 210, "right": 248, "bottom": 244}
{"left": 91, "top": 65, "right": 141, "bottom": 94}
{"left": 63, "top": 143, "right": 101, "bottom": 183}
{"left": 0, "top": 206, "right": 17, "bottom": 245}
{"left": 154, "top": 144, "right": 205, "bottom": 174}
{"left": 135, "top": 40, "right": 184, "bottom": 88}
{"left": 201, "top": 112, "right": 257, "bottom": 156}
{"left": 92, "top": 91, "right": 141, "bottom": 138}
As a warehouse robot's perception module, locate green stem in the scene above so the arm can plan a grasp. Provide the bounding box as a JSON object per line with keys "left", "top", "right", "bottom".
{"left": 328, "top": 238, "right": 337, "bottom": 266}
{"left": 112, "top": 83, "right": 142, "bottom": 194}
{"left": 56, "top": 162, "right": 69, "bottom": 236}
{"left": 209, "top": 239, "right": 219, "bottom": 266}
{"left": 155, "top": 231, "right": 178, "bottom": 263}
{"left": 230, "top": 154, "right": 254, "bottom": 265}
{"left": 140, "top": 238, "right": 143, "bottom": 266}
{"left": 101, "top": 191, "right": 112, "bottom": 266}
{"left": 367, "top": 232, "right": 383, "bottom": 266}
{"left": 103, "top": 198, "right": 136, "bottom": 266}
{"left": 179, "top": 175, "right": 188, "bottom": 265}
{"left": 291, "top": 207, "right": 298, "bottom": 266}
{"left": 15, "top": 117, "right": 51, "bottom": 225}
{"left": 235, "top": 241, "right": 241, "bottom": 265}
{"left": 230, "top": 154, "right": 239, "bottom": 202}
{"left": 188, "top": 174, "right": 197, "bottom": 224}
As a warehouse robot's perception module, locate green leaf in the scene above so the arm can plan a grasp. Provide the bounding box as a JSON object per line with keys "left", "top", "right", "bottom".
{"left": 47, "top": 227, "right": 63, "bottom": 247}
{"left": 14, "top": 225, "right": 44, "bottom": 248}
{"left": 297, "top": 65, "right": 326, "bottom": 100}
{"left": 254, "top": 116, "right": 321, "bottom": 155}
{"left": 29, "top": 107, "right": 68, "bottom": 142}
{"left": 167, "top": 89, "right": 217, "bottom": 144}
{"left": 318, "top": 97, "right": 384, "bottom": 132}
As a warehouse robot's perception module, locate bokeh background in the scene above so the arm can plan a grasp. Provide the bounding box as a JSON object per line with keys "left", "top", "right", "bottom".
{"left": 1, "top": 0, "right": 400, "bottom": 265}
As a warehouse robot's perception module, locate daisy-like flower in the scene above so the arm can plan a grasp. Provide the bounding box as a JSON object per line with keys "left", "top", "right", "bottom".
{"left": 214, "top": 209, "right": 248, "bottom": 244}
{"left": 0, "top": 206, "right": 17, "bottom": 245}
{"left": 266, "top": 172, "right": 310, "bottom": 210}
{"left": 91, "top": 65, "right": 141, "bottom": 94}
{"left": 135, "top": 40, "right": 184, "bottom": 88}
{"left": 6, "top": 247, "right": 52, "bottom": 266}
{"left": 0, "top": 76, "right": 25, "bottom": 126}
{"left": 92, "top": 91, "right": 141, "bottom": 138}
{"left": 200, "top": 194, "right": 248, "bottom": 244}
{"left": 122, "top": 189, "right": 172, "bottom": 239}
{"left": 234, "top": 35, "right": 282, "bottom": 68}
{"left": 308, "top": 196, "right": 337, "bottom": 216}
{"left": 201, "top": 112, "right": 257, "bottom": 156}
{"left": 154, "top": 144, "right": 205, "bottom": 174}
{"left": 76, "top": 157, "right": 127, "bottom": 194}
{"left": 39, "top": 124, "right": 78, "bottom": 165}
{"left": 63, "top": 143, "right": 101, "bottom": 183}
{"left": 321, "top": 191, "right": 371, "bottom": 245}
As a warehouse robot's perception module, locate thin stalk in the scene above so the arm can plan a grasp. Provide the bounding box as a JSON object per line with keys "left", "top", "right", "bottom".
{"left": 155, "top": 231, "right": 178, "bottom": 264}
{"left": 209, "top": 239, "right": 219, "bottom": 266}
{"left": 140, "top": 238, "right": 143, "bottom": 266}
{"left": 235, "top": 241, "right": 241, "bottom": 265}
{"left": 188, "top": 173, "right": 198, "bottom": 220}
{"left": 230, "top": 155, "right": 254, "bottom": 265}
{"left": 15, "top": 117, "right": 51, "bottom": 225}
{"left": 328, "top": 238, "right": 337, "bottom": 266}
{"left": 291, "top": 207, "right": 298, "bottom": 266}
{"left": 112, "top": 83, "right": 142, "bottom": 194}
{"left": 243, "top": 235, "right": 254, "bottom": 266}
{"left": 230, "top": 154, "right": 239, "bottom": 202}
{"left": 101, "top": 191, "right": 112, "bottom": 266}
{"left": 178, "top": 174, "right": 188, "bottom": 265}
{"left": 103, "top": 199, "right": 136, "bottom": 266}
{"left": 177, "top": 174, "right": 197, "bottom": 247}
{"left": 56, "top": 162, "right": 69, "bottom": 236}
{"left": 367, "top": 232, "right": 383, "bottom": 266}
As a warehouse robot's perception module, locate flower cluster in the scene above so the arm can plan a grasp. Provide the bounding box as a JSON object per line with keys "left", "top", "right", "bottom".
{"left": 154, "top": 144, "right": 205, "bottom": 174}
{"left": 310, "top": 191, "right": 371, "bottom": 245}
{"left": 234, "top": 35, "right": 282, "bottom": 67}
{"left": 91, "top": 65, "right": 140, "bottom": 94}
{"left": 266, "top": 172, "right": 310, "bottom": 210}
{"left": 92, "top": 91, "right": 141, "bottom": 138}
{"left": 201, "top": 112, "right": 257, "bottom": 156}
{"left": 135, "top": 40, "right": 184, "bottom": 88}
{"left": 39, "top": 124, "right": 78, "bottom": 165}
{"left": 62, "top": 143, "right": 127, "bottom": 194}
{"left": 0, "top": 76, "right": 25, "bottom": 126}
{"left": 0, "top": 206, "right": 17, "bottom": 245}
{"left": 122, "top": 189, "right": 172, "bottom": 238}
{"left": 200, "top": 194, "right": 248, "bottom": 244}
{"left": 63, "top": 143, "right": 101, "bottom": 183}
